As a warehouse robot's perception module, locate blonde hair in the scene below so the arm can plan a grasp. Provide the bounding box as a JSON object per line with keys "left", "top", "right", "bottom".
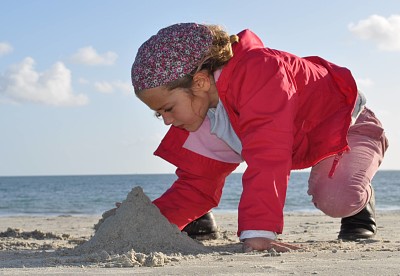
{"left": 196, "top": 25, "right": 239, "bottom": 73}
{"left": 166, "top": 25, "right": 239, "bottom": 90}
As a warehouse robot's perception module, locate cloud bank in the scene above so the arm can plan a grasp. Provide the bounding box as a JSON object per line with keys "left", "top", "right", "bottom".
{"left": 94, "top": 80, "right": 132, "bottom": 94}
{"left": 0, "top": 57, "right": 88, "bottom": 106}
{"left": 71, "top": 46, "right": 118, "bottom": 65}
{"left": 349, "top": 14, "right": 400, "bottom": 51}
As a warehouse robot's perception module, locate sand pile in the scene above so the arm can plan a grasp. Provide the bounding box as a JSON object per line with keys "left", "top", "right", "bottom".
{"left": 75, "top": 187, "right": 209, "bottom": 256}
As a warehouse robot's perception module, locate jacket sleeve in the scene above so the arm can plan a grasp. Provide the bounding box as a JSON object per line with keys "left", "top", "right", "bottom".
{"left": 152, "top": 125, "right": 239, "bottom": 230}
{"left": 231, "top": 51, "right": 297, "bottom": 234}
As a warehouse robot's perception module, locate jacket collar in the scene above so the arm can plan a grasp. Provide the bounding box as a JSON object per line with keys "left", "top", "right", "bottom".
{"left": 216, "top": 29, "right": 265, "bottom": 93}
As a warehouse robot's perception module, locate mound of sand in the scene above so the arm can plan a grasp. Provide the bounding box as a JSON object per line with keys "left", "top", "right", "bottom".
{"left": 75, "top": 186, "right": 210, "bottom": 256}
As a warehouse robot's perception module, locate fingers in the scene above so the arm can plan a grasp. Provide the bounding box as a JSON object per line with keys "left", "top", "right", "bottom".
{"left": 242, "top": 242, "right": 293, "bottom": 253}
{"left": 242, "top": 237, "right": 301, "bottom": 253}
{"left": 279, "top": 242, "right": 301, "bottom": 250}
{"left": 268, "top": 241, "right": 300, "bottom": 253}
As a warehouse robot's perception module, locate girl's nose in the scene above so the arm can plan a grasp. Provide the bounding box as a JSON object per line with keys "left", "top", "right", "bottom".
{"left": 162, "top": 114, "right": 174, "bottom": 125}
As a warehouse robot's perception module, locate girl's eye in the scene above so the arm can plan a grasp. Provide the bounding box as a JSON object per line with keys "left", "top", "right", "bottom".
{"left": 154, "top": 107, "right": 173, "bottom": 118}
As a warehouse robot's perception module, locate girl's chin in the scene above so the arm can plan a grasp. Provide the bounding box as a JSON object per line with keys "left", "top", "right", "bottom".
{"left": 183, "top": 124, "right": 201, "bottom": 132}
{"left": 177, "top": 119, "right": 204, "bottom": 132}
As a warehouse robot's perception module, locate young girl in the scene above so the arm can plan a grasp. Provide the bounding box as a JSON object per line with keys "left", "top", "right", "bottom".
{"left": 131, "top": 23, "right": 388, "bottom": 252}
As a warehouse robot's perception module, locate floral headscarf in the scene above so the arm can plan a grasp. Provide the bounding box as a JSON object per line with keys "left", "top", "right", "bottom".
{"left": 131, "top": 23, "right": 213, "bottom": 92}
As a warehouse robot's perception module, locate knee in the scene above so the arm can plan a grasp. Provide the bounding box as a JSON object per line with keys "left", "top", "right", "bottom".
{"left": 314, "top": 196, "right": 361, "bottom": 218}
{"left": 309, "top": 181, "right": 370, "bottom": 218}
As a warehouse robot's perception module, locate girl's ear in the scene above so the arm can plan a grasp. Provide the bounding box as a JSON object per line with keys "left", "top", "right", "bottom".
{"left": 192, "top": 70, "right": 212, "bottom": 92}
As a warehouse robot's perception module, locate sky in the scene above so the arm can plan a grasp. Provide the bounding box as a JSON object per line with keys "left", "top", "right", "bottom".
{"left": 0, "top": 0, "right": 399, "bottom": 176}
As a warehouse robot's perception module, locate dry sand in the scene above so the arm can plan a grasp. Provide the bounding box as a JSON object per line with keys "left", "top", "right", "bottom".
{"left": 0, "top": 187, "right": 399, "bottom": 275}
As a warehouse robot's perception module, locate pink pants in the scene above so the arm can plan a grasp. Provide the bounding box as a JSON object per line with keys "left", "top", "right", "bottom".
{"left": 307, "top": 107, "right": 389, "bottom": 218}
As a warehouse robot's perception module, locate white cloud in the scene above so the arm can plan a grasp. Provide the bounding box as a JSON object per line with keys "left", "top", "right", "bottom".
{"left": 0, "top": 57, "right": 88, "bottom": 106}
{"left": 94, "top": 80, "right": 132, "bottom": 94}
{"left": 113, "top": 81, "right": 132, "bottom": 94}
{"left": 0, "top": 42, "right": 13, "bottom": 56}
{"left": 349, "top": 14, "right": 400, "bottom": 51}
{"left": 71, "top": 46, "right": 118, "bottom": 65}
{"left": 94, "top": 81, "right": 114, "bottom": 93}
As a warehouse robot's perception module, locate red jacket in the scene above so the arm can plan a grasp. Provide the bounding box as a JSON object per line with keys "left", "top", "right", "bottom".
{"left": 153, "top": 30, "right": 357, "bottom": 234}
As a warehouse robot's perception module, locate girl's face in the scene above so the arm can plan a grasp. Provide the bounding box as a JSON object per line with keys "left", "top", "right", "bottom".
{"left": 137, "top": 73, "right": 218, "bottom": 132}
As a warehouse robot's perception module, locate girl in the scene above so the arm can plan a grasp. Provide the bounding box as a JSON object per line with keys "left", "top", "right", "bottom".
{"left": 131, "top": 23, "right": 388, "bottom": 252}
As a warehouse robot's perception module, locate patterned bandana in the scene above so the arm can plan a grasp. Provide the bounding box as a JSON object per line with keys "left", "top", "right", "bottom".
{"left": 131, "top": 23, "right": 213, "bottom": 92}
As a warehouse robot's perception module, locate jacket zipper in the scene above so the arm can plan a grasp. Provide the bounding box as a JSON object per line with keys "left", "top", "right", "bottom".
{"left": 328, "top": 151, "right": 344, "bottom": 178}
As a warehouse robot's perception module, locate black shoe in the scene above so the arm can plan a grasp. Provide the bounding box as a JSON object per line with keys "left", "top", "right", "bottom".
{"left": 182, "top": 212, "right": 219, "bottom": 240}
{"left": 338, "top": 187, "right": 377, "bottom": 241}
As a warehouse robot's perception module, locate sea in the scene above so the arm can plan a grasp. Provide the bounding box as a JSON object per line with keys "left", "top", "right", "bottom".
{"left": 0, "top": 171, "right": 399, "bottom": 217}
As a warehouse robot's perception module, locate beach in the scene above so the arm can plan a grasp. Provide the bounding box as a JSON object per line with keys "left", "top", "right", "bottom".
{"left": 1, "top": 210, "right": 399, "bottom": 275}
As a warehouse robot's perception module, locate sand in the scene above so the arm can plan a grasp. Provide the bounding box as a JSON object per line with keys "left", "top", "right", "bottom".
{"left": 76, "top": 187, "right": 209, "bottom": 256}
{"left": 0, "top": 187, "right": 399, "bottom": 275}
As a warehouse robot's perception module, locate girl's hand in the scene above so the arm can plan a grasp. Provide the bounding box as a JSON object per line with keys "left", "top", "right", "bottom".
{"left": 242, "top": 237, "right": 301, "bottom": 253}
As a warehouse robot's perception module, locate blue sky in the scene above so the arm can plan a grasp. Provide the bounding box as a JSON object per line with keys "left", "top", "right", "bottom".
{"left": 1, "top": 0, "right": 399, "bottom": 176}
